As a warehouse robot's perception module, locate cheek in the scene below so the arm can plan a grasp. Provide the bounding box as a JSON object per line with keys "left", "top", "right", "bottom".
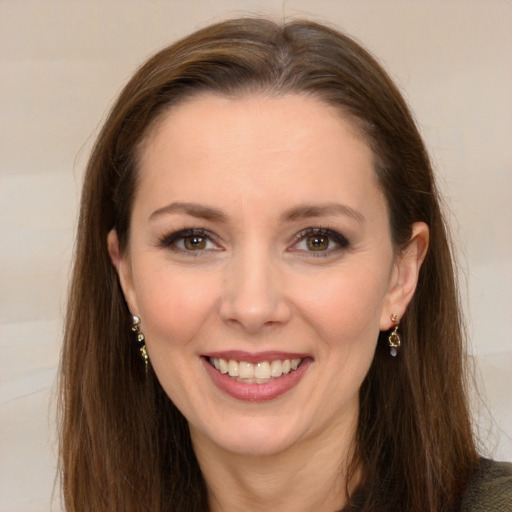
{"left": 134, "top": 265, "right": 220, "bottom": 348}
{"left": 296, "top": 266, "right": 389, "bottom": 344}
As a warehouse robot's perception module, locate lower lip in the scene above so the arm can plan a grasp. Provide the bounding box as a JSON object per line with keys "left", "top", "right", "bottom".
{"left": 202, "top": 357, "right": 311, "bottom": 402}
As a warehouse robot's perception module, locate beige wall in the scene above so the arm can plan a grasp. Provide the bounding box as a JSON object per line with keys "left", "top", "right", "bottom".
{"left": 1, "top": 1, "right": 511, "bottom": 510}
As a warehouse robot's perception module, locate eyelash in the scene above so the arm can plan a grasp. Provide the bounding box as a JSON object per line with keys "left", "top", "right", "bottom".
{"left": 289, "top": 227, "right": 350, "bottom": 257}
{"left": 158, "top": 228, "right": 221, "bottom": 254}
{"left": 157, "top": 227, "right": 349, "bottom": 256}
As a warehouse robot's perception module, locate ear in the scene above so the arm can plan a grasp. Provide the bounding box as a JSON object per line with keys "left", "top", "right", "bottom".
{"left": 107, "top": 229, "right": 140, "bottom": 315}
{"left": 380, "top": 222, "right": 429, "bottom": 330}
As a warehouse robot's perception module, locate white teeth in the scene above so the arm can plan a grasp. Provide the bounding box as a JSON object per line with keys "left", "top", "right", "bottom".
{"left": 254, "top": 361, "right": 271, "bottom": 379}
{"left": 211, "top": 357, "right": 302, "bottom": 381}
{"left": 218, "top": 358, "right": 228, "bottom": 374}
{"left": 270, "top": 360, "right": 283, "bottom": 377}
{"left": 228, "top": 359, "right": 239, "bottom": 377}
{"left": 239, "top": 361, "right": 254, "bottom": 379}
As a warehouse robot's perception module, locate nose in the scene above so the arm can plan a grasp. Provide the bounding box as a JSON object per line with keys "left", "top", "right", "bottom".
{"left": 219, "top": 246, "right": 292, "bottom": 334}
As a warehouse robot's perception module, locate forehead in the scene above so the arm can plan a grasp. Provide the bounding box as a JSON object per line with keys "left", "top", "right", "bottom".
{"left": 142, "top": 92, "right": 369, "bottom": 155}
{"left": 135, "top": 93, "right": 383, "bottom": 219}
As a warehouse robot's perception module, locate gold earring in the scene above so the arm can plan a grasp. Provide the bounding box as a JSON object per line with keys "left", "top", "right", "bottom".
{"left": 388, "top": 313, "right": 401, "bottom": 357}
{"left": 131, "top": 315, "right": 149, "bottom": 372}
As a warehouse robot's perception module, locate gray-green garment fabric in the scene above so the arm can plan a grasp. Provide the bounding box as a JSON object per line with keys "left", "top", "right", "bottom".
{"left": 460, "top": 458, "right": 512, "bottom": 511}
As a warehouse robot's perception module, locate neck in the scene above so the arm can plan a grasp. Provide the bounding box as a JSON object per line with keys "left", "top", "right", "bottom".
{"left": 191, "top": 418, "right": 360, "bottom": 512}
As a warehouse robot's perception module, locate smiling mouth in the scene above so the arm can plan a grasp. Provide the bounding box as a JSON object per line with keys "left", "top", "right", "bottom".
{"left": 208, "top": 357, "right": 303, "bottom": 384}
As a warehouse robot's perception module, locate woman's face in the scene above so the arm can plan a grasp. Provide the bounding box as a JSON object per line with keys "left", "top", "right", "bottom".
{"left": 111, "top": 93, "right": 424, "bottom": 457}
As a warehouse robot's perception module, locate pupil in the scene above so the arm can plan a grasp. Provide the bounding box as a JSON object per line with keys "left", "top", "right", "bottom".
{"left": 185, "top": 236, "right": 206, "bottom": 250}
{"left": 307, "top": 235, "right": 328, "bottom": 251}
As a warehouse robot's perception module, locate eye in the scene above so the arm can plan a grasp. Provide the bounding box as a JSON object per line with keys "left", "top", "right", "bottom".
{"left": 304, "top": 234, "right": 330, "bottom": 251}
{"left": 182, "top": 234, "right": 208, "bottom": 250}
{"left": 290, "top": 228, "right": 349, "bottom": 256}
{"left": 159, "top": 229, "right": 221, "bottom": 253}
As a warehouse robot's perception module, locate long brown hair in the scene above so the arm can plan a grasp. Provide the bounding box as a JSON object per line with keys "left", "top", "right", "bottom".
{"left": 59, "top": 18, "right": 478, "bottom": 511}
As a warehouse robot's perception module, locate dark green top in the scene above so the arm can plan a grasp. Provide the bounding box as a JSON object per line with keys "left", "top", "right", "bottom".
{"left": 460, "top": 458, "right": 512, "bottom": 511}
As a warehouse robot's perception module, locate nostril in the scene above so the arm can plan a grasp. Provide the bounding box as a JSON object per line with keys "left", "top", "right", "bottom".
{"left": 218, "top": 260, "right": 292, "bottom": 332}
{"left": 220, "top": 309, "right": 292, "bottom": 334}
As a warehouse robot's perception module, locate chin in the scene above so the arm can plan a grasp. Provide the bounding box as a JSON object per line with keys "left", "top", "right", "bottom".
{"left": 193, "top": 417, "right": 304, "bottom": 458}
{"left": 218, "top": 434, "right": 297, "bottom": 457}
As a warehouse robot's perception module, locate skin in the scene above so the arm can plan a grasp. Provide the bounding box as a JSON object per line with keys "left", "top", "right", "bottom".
{"left": 108, "top": 93, "right": 428, "bottom": 511}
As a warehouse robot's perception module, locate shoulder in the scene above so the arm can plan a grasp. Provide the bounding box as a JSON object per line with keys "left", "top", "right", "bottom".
{"left": 460, "top": 458, "right": 512, "bottom": 512}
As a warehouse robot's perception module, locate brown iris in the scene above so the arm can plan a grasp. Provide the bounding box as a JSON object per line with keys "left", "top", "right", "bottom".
{"left": 184, "top": 236, "right": 207, "bottom": 250}
{"left": 306, "top": 235, "right": 329, "bottom": 251}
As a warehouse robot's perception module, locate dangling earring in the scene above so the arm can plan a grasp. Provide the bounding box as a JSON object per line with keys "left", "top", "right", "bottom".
{"left": 131, "top": 315, "right": 149, "bottom": 372}
{"left": 388, "top": 313, "right": 401, "bottom": 357}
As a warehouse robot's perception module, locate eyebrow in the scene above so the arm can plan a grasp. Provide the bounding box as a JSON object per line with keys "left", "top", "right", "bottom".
{"left": 281, "top": 203, "right": 365, "bottom": 223}
{"left": 149, "top": 201, "right": 364, "bottom": 224}
{"left": 149, "top": 202, "right": 227, "bottom": 222}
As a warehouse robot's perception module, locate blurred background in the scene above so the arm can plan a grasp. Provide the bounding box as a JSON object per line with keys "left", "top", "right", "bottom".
{"left": 1, "top": 1, "right": 511, "bottom": 510}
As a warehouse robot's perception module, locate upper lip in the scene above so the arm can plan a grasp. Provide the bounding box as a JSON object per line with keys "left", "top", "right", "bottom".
{"left": 203, "top": 350, "right": 311, "bottom": 364}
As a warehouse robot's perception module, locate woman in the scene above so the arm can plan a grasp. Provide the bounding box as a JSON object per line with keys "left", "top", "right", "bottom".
{"left": 59, "top": 17, "right": 511, "bottom": 512}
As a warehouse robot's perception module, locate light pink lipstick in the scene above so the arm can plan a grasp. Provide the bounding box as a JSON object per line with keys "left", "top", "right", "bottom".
{"left": 201, "top": 351, "right": 312, "bottom": 402}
